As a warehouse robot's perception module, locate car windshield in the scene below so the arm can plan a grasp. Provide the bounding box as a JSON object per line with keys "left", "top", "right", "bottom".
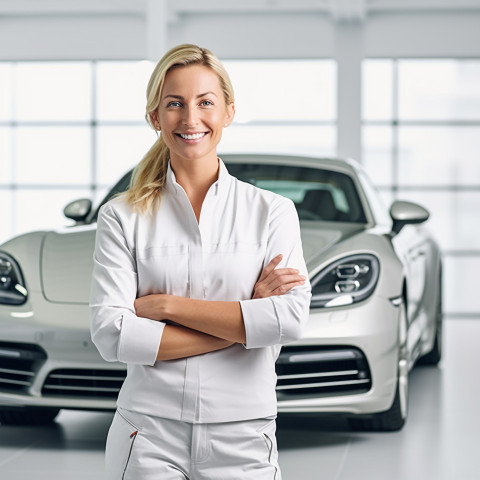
{"left": 92, "top": 163, "right": 366, "bottom": 223}
{"left": 227, "top": 163, "right": 367, "bottom": 223}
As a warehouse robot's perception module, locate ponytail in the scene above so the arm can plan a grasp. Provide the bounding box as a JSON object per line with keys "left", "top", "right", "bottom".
{"left": 125, "top": 135, "right": 169, "bottom": 214}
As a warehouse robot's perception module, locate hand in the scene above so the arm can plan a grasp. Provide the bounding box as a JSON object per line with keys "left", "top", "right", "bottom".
{"left": 134, "top": 294, "right": 173, "bottom": 321}
{"left": 252, "top": 254, "right": 306, "bottom": 299}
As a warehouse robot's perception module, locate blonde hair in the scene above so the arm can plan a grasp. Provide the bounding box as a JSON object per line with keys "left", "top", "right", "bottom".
{"left": 125, "top": 44, "right": 235, "bottom": 214}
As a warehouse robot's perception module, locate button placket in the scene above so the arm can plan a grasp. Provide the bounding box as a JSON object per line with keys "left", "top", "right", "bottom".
{"left": 172, "top": 185, "right": 203, "bottom": 423}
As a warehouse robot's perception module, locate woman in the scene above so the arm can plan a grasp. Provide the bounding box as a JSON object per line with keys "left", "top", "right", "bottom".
{"left": 90, "top": 44, "right": 311, "bottom": 480}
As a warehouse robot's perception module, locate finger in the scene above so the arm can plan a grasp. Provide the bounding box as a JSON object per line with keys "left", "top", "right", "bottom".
{"left": 263, "top": 269, "right": 303, "bottom": 289}
{"left": 257, "top": 254, "right": 283, "bottom": 282}
{"left": 264, "top": 267, "right": 301, "bottom": 281}
{"left": 253, "top": 276, "right": 305, "bottom": 299}
{"left": 273, "top": 280, "right": 306, "bottom": 296}
{"left": 266, "top": 273, "right": 305, "bottom": 291}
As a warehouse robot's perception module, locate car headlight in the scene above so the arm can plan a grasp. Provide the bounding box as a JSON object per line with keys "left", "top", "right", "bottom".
{"left": 0, "top": 252, "right": 28, "bottom": 305}
{"left": 311, "top": 254, "right": 379, "bottom": 308}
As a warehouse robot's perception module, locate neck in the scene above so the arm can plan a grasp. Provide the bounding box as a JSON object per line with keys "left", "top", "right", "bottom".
{"left": 170, "top": 155, "right": 220, "bottom": 195}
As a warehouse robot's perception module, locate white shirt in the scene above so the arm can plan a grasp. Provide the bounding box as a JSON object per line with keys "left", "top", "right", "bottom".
{"left": 90, "top": 159, "right": 311, "bottom": 423}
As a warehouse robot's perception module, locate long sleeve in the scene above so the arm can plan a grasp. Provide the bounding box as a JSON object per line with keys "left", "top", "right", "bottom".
{"left": 240, "top": 197, "right": 311, "bottom": 349}
{"left": 89, "top": 202, "right": 165, "bottom": 365}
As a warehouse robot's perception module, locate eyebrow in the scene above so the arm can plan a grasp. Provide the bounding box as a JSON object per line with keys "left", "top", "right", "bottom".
{"left": 163, "top": 91, "right": 218, "bottom": 100}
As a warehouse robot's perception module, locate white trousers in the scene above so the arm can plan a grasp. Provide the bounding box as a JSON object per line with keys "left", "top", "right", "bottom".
{"left": 106, "top": 407, "right": 281, "bottom": 480}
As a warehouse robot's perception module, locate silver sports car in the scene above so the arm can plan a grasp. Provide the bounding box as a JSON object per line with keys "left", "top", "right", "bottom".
{"left": 0, "top": 154, "right": 442, "bottom": 431}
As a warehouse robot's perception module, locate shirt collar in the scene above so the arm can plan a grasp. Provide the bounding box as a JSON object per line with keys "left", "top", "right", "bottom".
{"left": 165, "top": 157, "right": 232, "bottom": 196}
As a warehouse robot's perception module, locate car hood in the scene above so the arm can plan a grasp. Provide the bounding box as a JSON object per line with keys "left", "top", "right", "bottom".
{"left": 40, "top": 222, "right": 365, "bottom": 304}
{"left": 41, "top": 226, "right": 96, "bottom": 304}
{"left": 300, "top": 222, "right": 365, "bottom": 273}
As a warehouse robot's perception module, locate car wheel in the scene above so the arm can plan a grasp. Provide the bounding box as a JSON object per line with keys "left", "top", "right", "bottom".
{"left": 348, "top": 302, "right": 408, "bottom": 432}
{"left": 418, "top": 265, "right": 443, "bottom": 366}
{"left": 0, "top": 407, "right": 60, "bottom": 426}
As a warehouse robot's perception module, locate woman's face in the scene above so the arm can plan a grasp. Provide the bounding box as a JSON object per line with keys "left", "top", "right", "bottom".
{"left": 153, "top": 64, "right": 234, "bottom": 165}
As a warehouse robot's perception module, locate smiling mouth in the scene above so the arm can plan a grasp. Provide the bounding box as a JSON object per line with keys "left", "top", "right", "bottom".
{"left": 177, "top": 132, "right": 207, "bottom": 140}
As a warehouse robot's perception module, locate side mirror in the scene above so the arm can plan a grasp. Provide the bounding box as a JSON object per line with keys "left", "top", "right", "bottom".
{"left": 390, "top": 200, "right": 430, "bottom": 235}
{"left": 64, "top": 198, "right": 92, "bottom": 223}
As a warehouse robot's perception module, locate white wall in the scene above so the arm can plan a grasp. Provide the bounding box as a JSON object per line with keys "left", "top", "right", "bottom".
{"left": 0, "top": 15, "right": 145, "bottom": 60}
{"left": 365, "top": 12, "right": 480, "bottom": 58}
{"left": 1, "top": 7, "right": 480, "bottom": 61}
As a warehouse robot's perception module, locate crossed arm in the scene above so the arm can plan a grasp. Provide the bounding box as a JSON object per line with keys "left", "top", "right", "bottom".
{"left": 134, "top": 254, "right": 306, "bottom": 361}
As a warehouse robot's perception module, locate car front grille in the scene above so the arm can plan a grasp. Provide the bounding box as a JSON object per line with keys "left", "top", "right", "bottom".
{"left": 42, "top": 368, "right": 126, "bottom": 399}
{"left": 40, "top": 347, "right": 371, "bottom": 402}
{"left": 0, "top": 342, "right": 47, "bottom": 392}
{"left": 276, "top": 346, "right": 372, "bottom": 398}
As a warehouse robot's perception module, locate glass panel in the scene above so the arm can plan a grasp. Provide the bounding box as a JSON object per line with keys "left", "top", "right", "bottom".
{"left": 15, "top": 62, "right": 92, "bottom": 121}
{"left": 224, "top": 60, "right": 336, "bottom": 122}
{"left": 96, "top": 126, "right": 155, "bottom": 185}
{"left": 0, "top": 63, "right": 13, "bottom": 120}
{"left": 15, "top": 127, "right": 91, "bottom": 184}
{"left": 226, "top": 163, "right": 367, "bottom": 222}
{"left": 13, "top": 188, "right": 91, "bottom": 236}
{"left": 362, "top": 60, "right": 393, "bottom": 121}
{"left": 219, "top": 125, "right": 336, "bottom": 157}
{"left": 395, "top": 190, "right": 480, "bottom": 251}
{"left": 0, "top": 127, "right": 12, "bottom": 184}
{"left": 399, "top": 60, "right": 480, "bottom": 120}
{"left": 444, "top": 256, "right": 480, "bottom": 314}
{"left": 362, "top": 126, "right": 393, "bottom": 186}
{"left": 96, "top": 61, "right": 155, "bottom": 121}
{"left": 398, "top": 126, "right": 480, "bottom": 185}
{"left": 0, "top": 190, "right": 13, "bottom": 245}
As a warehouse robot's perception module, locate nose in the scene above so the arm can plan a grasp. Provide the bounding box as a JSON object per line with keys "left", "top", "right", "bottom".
{"left": 182, "top": 105, "right": 199, "bottom": 127}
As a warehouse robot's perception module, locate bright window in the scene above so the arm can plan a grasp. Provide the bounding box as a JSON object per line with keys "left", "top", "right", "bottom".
{"left": 96, "top": 61, "right": 154, "bottom": 121}
{"left": 0, "top": 64, "right": 13, "bottom": 121}
{"left": 15, "top": 62, "right": 92, "bottom": 121}
{"left": 0, "top": 59, "right": 336, "bottom": 244}
{"left": 222, "top": 60, "right": 337, "bottom": 157}
{"left": 15, "top": 127, "right": 91, "bottom": 185}
{"left": 399, "top": 61, "right": 480, "bottom": 120}
{"left": 363, "top": 58, "right": 480, "bottom": 317}
{"left": 224, "top": 60, "right": 336, "bottom": 122}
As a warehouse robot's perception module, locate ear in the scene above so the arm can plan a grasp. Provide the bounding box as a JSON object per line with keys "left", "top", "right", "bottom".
{"left": 149, "top": 112, "right": 161, "bottom": 131}
{"left": 224, "top": 103, "right": 235, "bottom": 127}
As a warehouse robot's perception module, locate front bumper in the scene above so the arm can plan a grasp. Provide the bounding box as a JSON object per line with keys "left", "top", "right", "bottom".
{"left": 277, "top": 295, "right": 401, "bottom": 415}
{"left": 0, "top": 296, "right": 121, "bottom": 411}
{"left": 1, "top": 295, "right": 401, "bottom": 416}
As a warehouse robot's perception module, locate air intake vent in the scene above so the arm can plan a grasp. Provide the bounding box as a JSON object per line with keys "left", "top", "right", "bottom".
{"left": 275, "top": 346, "right": 371, "bottom": 398}
{"left": 42, "top": 368, "right": 126, "bottom": 399}
{"left": 0, "top": 342, "right": 47, "bottom": 392}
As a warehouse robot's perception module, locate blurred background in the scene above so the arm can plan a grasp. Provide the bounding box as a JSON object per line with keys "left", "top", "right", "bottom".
{"left": 0, "top": 0, "right": 479, "bottom": 320}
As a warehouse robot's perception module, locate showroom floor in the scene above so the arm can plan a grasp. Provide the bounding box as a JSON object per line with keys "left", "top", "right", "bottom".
{"left": 0, "top": 319, "right": 478, "bottom": 480}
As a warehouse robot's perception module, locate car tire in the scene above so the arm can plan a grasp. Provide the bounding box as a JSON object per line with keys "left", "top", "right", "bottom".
{"left": 0, "top": 407, "right": 60, "bottom": 426}
{"left": 418, "top": 265, "right": 443, "bottom": 366}
{"left": 348, "top": 301, "right": 409, "bottom": 432}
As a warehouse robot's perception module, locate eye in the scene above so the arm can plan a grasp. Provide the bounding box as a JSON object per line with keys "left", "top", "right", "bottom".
{"left": 200, "top": 99, "right": 213, "bottom": 107}
{"left": 167, "top": 101, "right": 182, "bottom": 108}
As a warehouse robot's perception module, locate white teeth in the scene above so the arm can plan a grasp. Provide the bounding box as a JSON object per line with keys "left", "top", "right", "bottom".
{"left": 180, "top": 133, "right": 206, "bottom": 140}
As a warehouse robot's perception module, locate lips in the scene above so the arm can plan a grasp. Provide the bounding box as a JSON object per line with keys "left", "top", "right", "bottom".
{"left": 177, "top": 132, "right": 207, "bottom": 140}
